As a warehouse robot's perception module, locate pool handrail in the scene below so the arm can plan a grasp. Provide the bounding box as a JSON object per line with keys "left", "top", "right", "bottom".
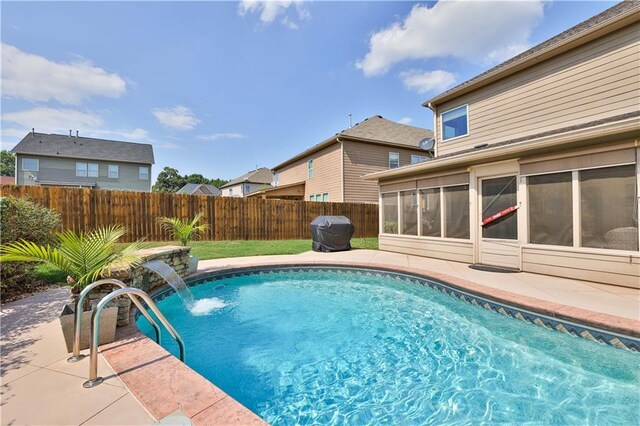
{"left": 67, "top": 278, "right": 162, "bottom": 363}
{"left": 83, "top": 287, "right": 185, "bottom": 388}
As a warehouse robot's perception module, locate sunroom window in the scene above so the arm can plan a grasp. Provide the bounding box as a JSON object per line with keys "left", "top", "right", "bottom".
{"left": 528, "top": 173, "right": 573, "bottom": 246}
{"left": 442, "top": 105, "right": 468, "bottom": 140}
{"left": 420, "top": 188, "right": 441, "bottom": 237}
{"left": 381, "top": 193, "right": 398, "bottom": 234}
{"left": 580, "top": 165, "right": 638, "bottom": 251}
{"left": 443, "top": 185, "right": 469, "bottom": 239}
{"left": 400, "top": 191, "right": 417, "bottom": 235}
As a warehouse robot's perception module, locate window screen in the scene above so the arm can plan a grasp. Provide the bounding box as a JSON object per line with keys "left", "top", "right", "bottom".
{"left": 76, "top": 162, "right": 87, "bottom": 177}
{"left": 381, "top": 193, "right": 399, "bottom": 234}
{"left": 139, "top": 167, "right": 149, "bottom": 180}
{"left": 88, "top": 163, "right": 99, "bottom": 178}
{"left": 108, "top": 165, "right": 119, "bottom": 178}
{"left": 580, "top": 165, "right": 638, "bottom": 251}
{"left": 444, "top": 185, "right": 469, "bottom": 239}
{"left": 420, "top": 188, "right": 441, "bottom": 237}
{"left": 442, "top": 105, "right": 468, "bottom": 140}
{"left": 389, "top": 152, "right": 400, "bottom": 169}
{"left": 400, "top": 191, "right": 417, "bottom": 235}
{"left": 22, "top": 158, "right": 39, "bottom": 171}
{"left": 528, "top": 173, "right": 572, "bottom": 246}
{"left": 481, "top": 176, "right": 517, "bottom": 240}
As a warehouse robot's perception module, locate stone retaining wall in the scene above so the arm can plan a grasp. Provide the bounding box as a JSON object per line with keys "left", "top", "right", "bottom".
{"left": 89, "top": 246, "right": 191, "bottom": 326}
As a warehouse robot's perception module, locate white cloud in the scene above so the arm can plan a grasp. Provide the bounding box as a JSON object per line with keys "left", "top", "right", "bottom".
{"left": 398, "top": 117, "right": 413, "bottom": 125}
{"left": 152, "top": 106, "right": 200, "bottom": 131}
{"left": 357, "top": 0, "right": 544, "bottom": 76}
{"left": 197, "top": 132, "right": 247, "bottom": 141}
{"left": 239, "top": 0, "right": 309, "bottom": 28}
{"left": 1, "top": 44, "right": 126, "bottom": 105}
{"left": 400, "top": 70, "right": 457, "bottom": 94}
{"left": 2, "top": 107, "right": 104, "bottom": 131}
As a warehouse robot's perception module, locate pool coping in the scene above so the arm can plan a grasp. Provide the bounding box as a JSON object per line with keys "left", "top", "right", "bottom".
{"left": 101, "top": 260, "right": 640, "bottom": 425}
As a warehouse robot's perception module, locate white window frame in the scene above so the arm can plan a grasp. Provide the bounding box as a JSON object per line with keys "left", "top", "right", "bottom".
{"left": 273, "top": 173, "right": 279, "bottom": 187}
{"left": 88, "top": 163, "right": 99, "bottom": 178}
{"left": 440, "top": 104, "right": 469, "bottom": 142}
{"left": 76, "top": 162, "right": 88, "bottom": 177}
{"left": 244, "top": 183, "right": 251, "bottom": 194}
{"left": 108, "top": 164, "right": 119, "bottom": 179}
{"left": 139, "top": 166, "right": 149, "bottom": 180}
{"left": 308, "top": 159, "right": 314, "bottom": 179}
{"left": 389, "top": 152, "right": 400, "bottom": 169}
{"left": 22, "top": 158, "right": 39, "bottom": 171}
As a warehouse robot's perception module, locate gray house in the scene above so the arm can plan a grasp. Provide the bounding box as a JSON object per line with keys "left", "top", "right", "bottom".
{"left": 11, "top": 131, "right": 154, "bottom": 192}
{"left": 176, "top": 183, "right": 221, "bottom": 196}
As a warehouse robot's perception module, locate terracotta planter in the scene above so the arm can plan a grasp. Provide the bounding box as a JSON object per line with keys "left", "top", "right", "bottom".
{"left": 59, "top": 304, "right": 118, "bottom": 352}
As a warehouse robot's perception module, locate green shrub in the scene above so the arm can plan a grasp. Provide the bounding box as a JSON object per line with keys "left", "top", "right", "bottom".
{"left": 0, "top": 196, "right": 61, "bottom": 302}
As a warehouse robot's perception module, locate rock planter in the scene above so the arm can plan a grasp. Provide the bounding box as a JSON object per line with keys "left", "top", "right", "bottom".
{"left": 59, "top": 303, "right": 118, "bottom": 352}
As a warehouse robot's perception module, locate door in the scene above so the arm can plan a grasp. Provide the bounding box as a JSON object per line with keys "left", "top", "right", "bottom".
{"left": 478, "top": 175, "right": 520, "bottom": 269}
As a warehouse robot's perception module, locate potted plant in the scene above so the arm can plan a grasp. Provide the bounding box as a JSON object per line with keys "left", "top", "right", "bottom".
{"left": 157, "top": 213, "right": 208, "bottom": 274}
{"left": 0, "top": 225, "right": 144, "bottom": 351}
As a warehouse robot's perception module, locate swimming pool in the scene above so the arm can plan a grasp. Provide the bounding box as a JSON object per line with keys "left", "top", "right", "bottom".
{"left": 136, "top": 267, "right": 640, "bottom": 425}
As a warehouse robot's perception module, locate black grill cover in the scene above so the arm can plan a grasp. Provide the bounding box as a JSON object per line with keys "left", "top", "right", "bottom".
{"left": 310, "top": 216, "right": 355, "bottom": 252}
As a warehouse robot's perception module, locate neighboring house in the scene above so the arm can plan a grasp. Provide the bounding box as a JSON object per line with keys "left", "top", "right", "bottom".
{"left": 11, "top": 131, "right": 154, "bottom": 192}
{"left": 219, "top": 167, "right": 274, "bottom": 197}
{"left": 367, "top": 2, "right": 640, "bottom": 288}
{"left": 0, "top": 176, "right": 15, "bottom": 185}
{"left": 249, "top": 116, "right": 433, "bottom": 203}
{"left": 176, "top": 183, "right": 221, "bottom": 196}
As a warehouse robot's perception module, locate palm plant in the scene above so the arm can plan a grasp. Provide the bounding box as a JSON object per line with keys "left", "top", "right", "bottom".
{"left": 157, "top": 213, "right": 208, "bottom": 246}
{"left": 0, "top": 225, "right": 144, "bottom": 292}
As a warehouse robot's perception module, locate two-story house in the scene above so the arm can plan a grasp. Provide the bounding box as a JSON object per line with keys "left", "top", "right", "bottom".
{"left": 219, "top": 167, "right": 274, "bottom": 197}
{"left": 248, "top": 115, "right": 433, "bottom": 203}
{"left": 367, "top": 2, "right": 640, "bottom": 288}
{"left": 11, "top": 131, "right": 154, "bottom": 192}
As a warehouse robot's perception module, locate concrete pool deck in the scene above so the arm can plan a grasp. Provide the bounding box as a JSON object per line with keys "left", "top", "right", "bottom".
{"left": 1, "top": 249, "right": 639, "bottom": 425}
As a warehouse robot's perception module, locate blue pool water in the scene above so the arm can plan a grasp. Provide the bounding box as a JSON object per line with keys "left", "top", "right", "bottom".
{"left": 136, "top": 269, "right": 640, "bottom": 425}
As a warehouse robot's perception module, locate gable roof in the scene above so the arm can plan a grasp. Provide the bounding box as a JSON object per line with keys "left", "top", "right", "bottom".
{"left": 273, "top": 115, "right": 433, "bottom": 170}
{"left": 425, "top": 1, "right": 640, "bottom": 106}
{"left": 176, "top": 183, "right": 221, "bottom": 196}
{"left": 219, "top": 167, "right": 274, "bottom": 189}
{"left": 11, "top": 132, "right": 155, "bottom": 164}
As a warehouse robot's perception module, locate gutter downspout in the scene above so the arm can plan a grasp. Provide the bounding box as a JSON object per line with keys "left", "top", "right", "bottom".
{"left": 426, "top": 102, "right": 437, "bottom": 158}
{"left": 337, "top": 137, "right": 345, "bottom": 202}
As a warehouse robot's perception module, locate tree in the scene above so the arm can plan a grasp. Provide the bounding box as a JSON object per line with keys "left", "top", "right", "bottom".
{"left": 152, "top": 166, "right": 229, "bottom": 193}
{"left": 152, "top": 167, "right": 184, "bottom": 192}
{"left": 1, "top": 150, "right": 15, "bottom": 177}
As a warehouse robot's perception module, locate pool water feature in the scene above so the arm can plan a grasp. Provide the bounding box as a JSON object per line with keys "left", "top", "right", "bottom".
{"left": 141, "top": 260, "right": 226, "bottom": 315}
{"left": 136, "top": 269, "right": 640, "bottom": 425}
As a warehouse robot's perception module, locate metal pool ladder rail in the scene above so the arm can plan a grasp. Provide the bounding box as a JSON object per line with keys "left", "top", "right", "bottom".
{"left": 81, "top": 286, "right": 186, "bottom": 388}
{"left": 67, "top": 278, "right": 162, "bottom": 363}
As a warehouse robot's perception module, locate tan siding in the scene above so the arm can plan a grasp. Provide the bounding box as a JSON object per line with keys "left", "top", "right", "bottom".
{"left": 522, "top": 246, "right": 640, "bottom": 288}
{"left": 275, "top": 143, "right": 342, "bottom": 201}
{"left": 379, "top": 234, "right": 474, "bottom": 263}
{"left": 343, "top": 141, "right": 428, "bottom": 203}
{"left": 436, "top": 23, "right": 640, "bottom": 156}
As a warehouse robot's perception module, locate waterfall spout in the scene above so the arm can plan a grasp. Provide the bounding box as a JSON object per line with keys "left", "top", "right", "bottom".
{"left": 141, "top": 260, "right": 195, "bottom": 309}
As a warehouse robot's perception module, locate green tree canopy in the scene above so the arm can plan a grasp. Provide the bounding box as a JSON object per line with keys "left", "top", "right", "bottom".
{"left": 152, "top": 166, "right": 229, "bottom": 193}
{"left": 1, "top": 150, "right": 15, "bottom": 177}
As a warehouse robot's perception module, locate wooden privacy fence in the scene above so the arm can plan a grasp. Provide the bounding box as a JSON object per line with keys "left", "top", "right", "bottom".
{"left": 0, "top": 185, "right": 379, "bottom": 242}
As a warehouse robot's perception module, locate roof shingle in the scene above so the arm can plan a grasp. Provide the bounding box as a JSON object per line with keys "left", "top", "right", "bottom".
{"left": 220, "top": 167, "right": 274, "bottom": 188}
{"left": 11, "top": 132, "right": 155, "bottom": 164}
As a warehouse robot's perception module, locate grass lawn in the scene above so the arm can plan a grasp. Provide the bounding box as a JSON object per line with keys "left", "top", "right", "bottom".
{"left": 35, "top": 238, "right": 378, "bottom": 283}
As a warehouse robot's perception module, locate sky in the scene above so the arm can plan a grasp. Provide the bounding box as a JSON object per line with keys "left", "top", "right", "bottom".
{"left": 1, "top": 0, "right": 618, "bottom": 182}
